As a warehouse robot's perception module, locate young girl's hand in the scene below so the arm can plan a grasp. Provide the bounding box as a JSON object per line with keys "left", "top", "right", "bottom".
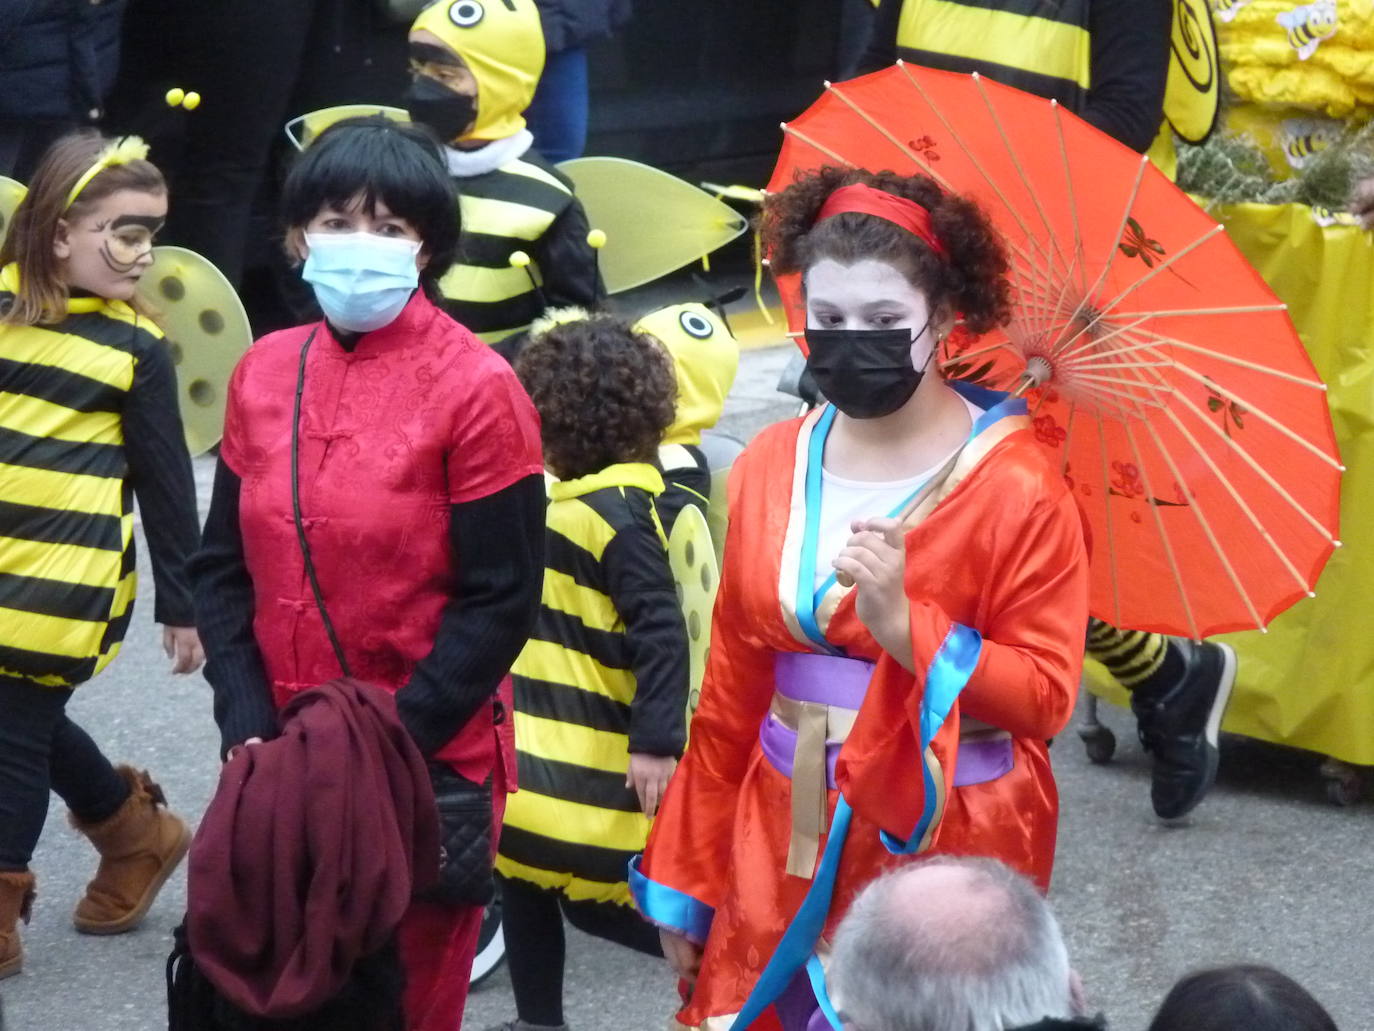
{"left": 162, "top": 625, "right": 205, "bottom": 674}
{"left": 660, "top": 928, "right": 703, "bottom": 985}
{"left": 834, "top": 517, "right": 915, "bottom": 671}
{"left": 626, "top": 753, "right": 677, "bottom": 817}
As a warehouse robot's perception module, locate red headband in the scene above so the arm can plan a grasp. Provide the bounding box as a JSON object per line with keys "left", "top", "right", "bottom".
{"left": 814, "top": 183, "right": 947, "bottom": 258}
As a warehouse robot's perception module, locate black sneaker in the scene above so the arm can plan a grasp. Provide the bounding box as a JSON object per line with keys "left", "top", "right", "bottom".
{"left": 1130, "top": 639, "right": 1237, "bottom": 820}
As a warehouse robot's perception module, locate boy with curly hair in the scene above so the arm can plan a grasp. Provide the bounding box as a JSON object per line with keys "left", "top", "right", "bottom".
{"left": 491, "top": 315, "right": 690, "bottom": 1031}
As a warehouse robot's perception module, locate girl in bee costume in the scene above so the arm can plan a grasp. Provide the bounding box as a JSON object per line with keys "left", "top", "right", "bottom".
{"left": 405, "top": 0, "right": 604, "bottom": 348}
{"left": 494, "top": 314, "right": 690, "bottom": 1031}
{"left": 0, "top": 132, "right": 201, "bottom": 979}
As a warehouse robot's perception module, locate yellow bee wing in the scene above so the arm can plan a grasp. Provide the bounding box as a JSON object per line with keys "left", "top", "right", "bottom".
{"left": 1164, "top": 0, "right": 1221, "bottom": 142}
{"left": 0, "top": 176, "right": 28, "bottom": 243}
{"left": 666, "top": 503, "right": 720, "bottom": 719}
{"left": 555, "top": 157, "right": 749, "bottom": 295}
{"left": 137, "top": 246, "right": 253, "bottom": 456}
{"left": 284, "top": 105, "right": 412, "bottom": 151}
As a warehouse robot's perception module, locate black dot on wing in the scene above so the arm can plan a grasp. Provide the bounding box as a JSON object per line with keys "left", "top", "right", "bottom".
{"left": 160, "top": 276, "right": 185, "bottom": 302}
{"left": 188, "top": 379, "right": 216, "bottom": 407}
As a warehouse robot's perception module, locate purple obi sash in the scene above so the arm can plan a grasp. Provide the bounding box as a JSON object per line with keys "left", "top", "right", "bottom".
{"left": 761, "top": 652, "right": 1014, "bottom": 789}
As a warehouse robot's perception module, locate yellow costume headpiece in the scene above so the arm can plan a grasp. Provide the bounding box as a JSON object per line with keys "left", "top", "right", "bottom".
{"left": 634, "top": 303, "right": 740, "bottom": 447}
{"left": 65, "top": 137, "right": 151, "bottom": 211}
{"left": 411, "top": 0, "right": 545, "bottom": 141}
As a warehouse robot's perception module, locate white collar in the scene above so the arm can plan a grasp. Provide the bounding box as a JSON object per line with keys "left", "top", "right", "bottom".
{"left": 443, "top": 130, "right": 534, "bottom": 177}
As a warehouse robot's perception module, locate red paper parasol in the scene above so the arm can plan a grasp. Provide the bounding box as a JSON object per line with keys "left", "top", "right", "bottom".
{"left": 769, "top": 64, "right": 1341, "bottom": 639}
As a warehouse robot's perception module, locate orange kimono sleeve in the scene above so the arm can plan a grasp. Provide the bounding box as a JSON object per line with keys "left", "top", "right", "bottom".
{"left": 837, "top": 485, "right": 1088, "bottom": 843}
{"left": 631, "top": 457, "right": 779, "bottom": 943}
{"left": 958, "top": 487, "right": 1089, "bottom": 739}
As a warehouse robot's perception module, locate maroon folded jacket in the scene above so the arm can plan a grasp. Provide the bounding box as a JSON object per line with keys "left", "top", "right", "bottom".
{"left": 187, "top": 678, "right": 440, "bottom": 1018}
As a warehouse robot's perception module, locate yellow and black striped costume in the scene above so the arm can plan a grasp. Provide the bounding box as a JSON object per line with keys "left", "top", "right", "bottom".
{"left": 498, "top": 462, "right": 689, "bottom": 905}
{"left": 439, "top": 151, "right": 604, "bottom": 346}
{"left": 0, "top": 264, "right": 197, "bottom": 688}
{"left": 888, "top": 0, "right": 1091, "bottom": 111}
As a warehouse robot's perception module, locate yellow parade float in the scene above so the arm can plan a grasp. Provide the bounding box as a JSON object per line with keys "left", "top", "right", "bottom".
{"left": 1082, "top": 0, "right": 1374, "bottom": 800}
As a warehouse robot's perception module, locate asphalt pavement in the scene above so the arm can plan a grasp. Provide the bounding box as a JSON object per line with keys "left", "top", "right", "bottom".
{"left": 3, "top": 340, "right": 1371, "bottom": 1031}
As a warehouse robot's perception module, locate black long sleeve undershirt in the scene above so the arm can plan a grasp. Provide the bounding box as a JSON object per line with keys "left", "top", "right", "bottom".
{"left": 191, "top": 462, "right": 546, "bottom": 758}
{"left": 125, "top": 338, "right": 199, "bottom": 627}
{"left": 863, "top": 0, "right": 1171, "bottom": 153}
{"left": 394, "top": 474, "right": 546, "bottom": 755}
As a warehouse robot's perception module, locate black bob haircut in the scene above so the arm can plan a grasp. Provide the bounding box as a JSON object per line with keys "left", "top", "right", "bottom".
{"left": 1147, "top": 965, "right": 1339, "bottom": 1031}
{"left": 281, "top": 115, "right": 460, "bottom": 290}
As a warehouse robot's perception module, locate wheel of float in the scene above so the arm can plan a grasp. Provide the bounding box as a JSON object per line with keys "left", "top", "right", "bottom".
{"left": 469, "top": 892, "right": 505, "bottom": 986}
{"left": 1325, "top": 773, "right": 1363, "bottom": 807}
{"left": 1078, "top": 724, "right": 1117, "bottom": 765}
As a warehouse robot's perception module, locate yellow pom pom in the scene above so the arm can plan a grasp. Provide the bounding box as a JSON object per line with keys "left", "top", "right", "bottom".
{"left": 183, "top": 92, "right": 201, "bottom": 111}
{"left": 509, "top": 250, "right": 532, "bottom": 269}
{"left": 586, "top": 228, "right": 607, "bottom": 249}
{"left": 165, "top": 88, "right": 186, "bottom": 107}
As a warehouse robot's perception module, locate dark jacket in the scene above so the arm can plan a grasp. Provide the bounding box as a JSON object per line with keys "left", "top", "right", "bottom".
{"left": 0, "top": 0, "right": 129, "bottom": 121}
{"left": 186, "top": 680, "right": 440, "bottom": 1020}
{"left": 533, "top": 0, "right": 631, "bottom": 52}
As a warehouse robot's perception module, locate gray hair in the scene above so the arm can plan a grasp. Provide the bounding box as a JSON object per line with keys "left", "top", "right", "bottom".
{"left": 828, "top": 856, "right": 1074, "bottom": 1031}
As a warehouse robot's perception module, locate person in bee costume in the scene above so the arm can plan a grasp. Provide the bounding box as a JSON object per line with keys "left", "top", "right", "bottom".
{"left": 866, "top": 0, "right": 1238, "bottom": 824}
{"left": 493, "top": 312, "right": 690, "bottom": 1031}
{"left": 632, "top": 302, "right": 740, "bottom": 536}
{"left": 405, "top": 0, "right": 604, "bottom": 349}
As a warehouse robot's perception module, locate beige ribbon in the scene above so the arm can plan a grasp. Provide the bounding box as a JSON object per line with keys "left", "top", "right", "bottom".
{"left": 771, "top": 694, "right": 858, "bottom": 879}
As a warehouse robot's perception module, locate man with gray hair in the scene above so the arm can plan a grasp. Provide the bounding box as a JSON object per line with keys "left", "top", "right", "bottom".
{"left": 827, "top": 856, "right": 1102, "bottom": 1031}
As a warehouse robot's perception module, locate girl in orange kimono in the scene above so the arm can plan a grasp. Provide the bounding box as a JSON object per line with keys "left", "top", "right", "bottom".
{"left": 629, "top": 167, "right": 1091, "bottom": 1031}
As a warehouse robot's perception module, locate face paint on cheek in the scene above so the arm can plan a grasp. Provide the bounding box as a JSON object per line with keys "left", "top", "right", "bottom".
{"left": 99, "top": 241, "right": 140, "bottom": 275}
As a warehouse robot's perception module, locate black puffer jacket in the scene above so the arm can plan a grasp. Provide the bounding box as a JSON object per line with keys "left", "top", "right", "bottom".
{"left": 533, "top": 0, "right": 631, "bottom": 53}
{"left": 0, "top": 0, "right": 128, "bottom": 121}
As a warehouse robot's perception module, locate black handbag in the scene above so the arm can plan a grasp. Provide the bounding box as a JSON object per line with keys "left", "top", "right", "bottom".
{"left": 291, "top": 331, "right": 494, "bottom": 909}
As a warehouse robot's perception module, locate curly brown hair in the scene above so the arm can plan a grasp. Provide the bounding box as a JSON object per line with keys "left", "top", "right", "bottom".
{"left": 761, "top": 166, "right": 1013, "bottom": 335}
{"left": 515, "top": 315, "right": 678, "bottom": 482}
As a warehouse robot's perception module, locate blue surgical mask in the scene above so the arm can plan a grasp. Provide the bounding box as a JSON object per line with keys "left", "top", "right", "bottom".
{"left": 301, "top": 231, "right": 422, "bottom": 333}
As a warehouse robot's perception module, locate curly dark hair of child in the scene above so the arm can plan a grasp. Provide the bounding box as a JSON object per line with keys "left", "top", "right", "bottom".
{"left": 515, "top": 315, "right": 678, "bottom": 482}
{"left": 761, "top": 166, "right": 1013, "bottom": 335}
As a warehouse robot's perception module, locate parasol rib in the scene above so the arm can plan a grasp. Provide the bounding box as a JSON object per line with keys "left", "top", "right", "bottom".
{"left": 1094, "top": 409, "right": 1124, "bottom": 626}
{"left": 1170, "top": 387, "right": 1339, "bottom": 543}
{"left": 897, "top": 63, "right": 1062, "bottom": 328}
{"left": 1123, "top": 419, "right": 1201, "bottom": 640}
{"left": 780, "top": 123, "right": 853, "bottom": 168}
{"left": 1069, "top": 332, "right": 1328, "bottom": 390}
{"left": 1148, "top": 350, "right": 1343, "bottom": 470}
{"left": 1056, "top": 314, "right": 1155, "bottom": 364}
{"left": 821, "top": 81, "right": 954, "bottom": 192}
{"left": 1052, "top": 101, "right": 1089, "bottom": 297}
{"left": 1112, "top": 304, "right": 1286, "bottom": 319}
{"left": 1159, "top": 400, "right": 1318, "bottom": 596}
{"left": 1052, "top": 223, "right": 1226, "bottom": 361}
{"left": 1143, "top": 419, "right": 1264, "bottom": 629}
{"left": 1130, "top": 357, "right": 1319, "bottom": 599}
{"left": 973, "top": 75, "right": 1075, "bottom": 288}
{"left": 1075, "top": 225, "right": 1226, "bottom": 343}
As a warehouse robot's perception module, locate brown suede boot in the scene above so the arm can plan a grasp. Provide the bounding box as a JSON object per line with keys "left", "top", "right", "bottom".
{"left": 0, "top": 870, "right": 36, "bottom": 980}
{"left": 69, "top": 766, "right": 191, "bottom": 935}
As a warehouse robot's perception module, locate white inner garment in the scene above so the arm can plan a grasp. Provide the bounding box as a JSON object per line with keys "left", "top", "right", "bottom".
{"left": 813, "top": 395, "right": 984, "bottom": 591}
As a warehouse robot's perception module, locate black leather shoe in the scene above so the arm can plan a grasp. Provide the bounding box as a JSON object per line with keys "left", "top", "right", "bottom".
{"left": 1131, "top": 639, "right": 1237, "bottom": 820}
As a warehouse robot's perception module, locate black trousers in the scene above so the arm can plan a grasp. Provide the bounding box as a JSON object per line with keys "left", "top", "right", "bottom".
{"left": 0, "top": 676, "right": 130, "bottom": 871}
{"left": 498, "top": 874, "right": 663, "bottom": 1027}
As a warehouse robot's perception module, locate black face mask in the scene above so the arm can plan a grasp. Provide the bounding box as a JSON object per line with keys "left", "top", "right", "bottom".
{"left": 404, "top": 75, "right": 478, "bottom": 143}
{"left": 803, "top": 321, "right": 934, "bottom": 419}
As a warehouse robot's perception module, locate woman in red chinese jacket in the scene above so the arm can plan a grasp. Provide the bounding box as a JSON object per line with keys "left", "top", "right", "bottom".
{"left": 191, "top": 118, "right": 546, "bottom": 1031}
{"left": 630, "top": 167, "right": 1091, "bottom": 1031}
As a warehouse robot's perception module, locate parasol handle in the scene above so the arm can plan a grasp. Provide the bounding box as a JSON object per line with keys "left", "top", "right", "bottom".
{"left": 1014, "top": 355, "right": 1053, "bottom": 397}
